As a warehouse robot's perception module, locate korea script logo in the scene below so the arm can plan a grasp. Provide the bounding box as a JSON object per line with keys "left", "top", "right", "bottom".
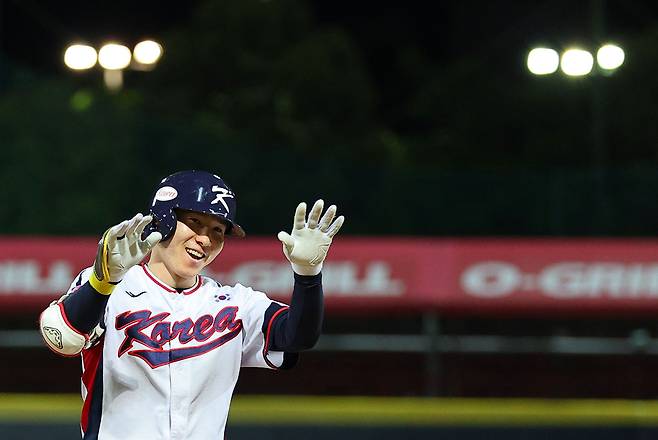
{"left": 115, "top": 306, "right": 243, "bottom": 368}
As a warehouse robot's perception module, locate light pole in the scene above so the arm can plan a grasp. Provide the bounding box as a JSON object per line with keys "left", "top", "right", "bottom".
{"left": 525, "top": 1, "right": 623, "bottom": 234}
{"left": 590, "top": 0, "right": 609, "bottom": 234}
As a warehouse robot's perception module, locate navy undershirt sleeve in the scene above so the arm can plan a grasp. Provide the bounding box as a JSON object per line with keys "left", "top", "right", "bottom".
{"left": 62, "top": 282, "right": 109, "bottom": 334}
{"left": 266, "top": 272, "right": 323, "bottom": 352}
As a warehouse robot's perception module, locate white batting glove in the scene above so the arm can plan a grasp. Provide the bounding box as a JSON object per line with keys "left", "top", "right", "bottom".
{"left": 277, "top": 200, "right": 344, "bottom": 276}
{"left": 89, "top": 213, "right": 162, "bottom": 295}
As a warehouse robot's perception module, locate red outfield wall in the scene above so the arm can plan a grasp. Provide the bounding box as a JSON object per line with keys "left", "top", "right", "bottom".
{"left": 2, "top": 237, "right": 658, "bottom": 316}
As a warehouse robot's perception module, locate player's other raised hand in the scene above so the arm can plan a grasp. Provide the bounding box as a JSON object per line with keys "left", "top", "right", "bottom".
{"left": 90, "top": 213, "right": 162, "bottom": 295}
{"left": 277, "top": 200, "right": 344, "bottom": 276}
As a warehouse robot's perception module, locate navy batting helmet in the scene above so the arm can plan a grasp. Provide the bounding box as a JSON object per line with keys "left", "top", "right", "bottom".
{"left": 143, "top": 170, "right": 246, "bottom": 241}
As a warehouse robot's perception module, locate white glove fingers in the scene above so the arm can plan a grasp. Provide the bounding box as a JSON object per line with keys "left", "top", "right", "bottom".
{"left": 123, "top": 213, "right": 144, "bottom": 240}
{"left": 293, "top": 202, "right": 307, "bottom": 230}
{"left": 326, "top": 215, "right": 345, "bottom": 238}
{"left": 107, "top": 220, "right": 129, "bottom": 247}
{"left": 140, "top": 231, "right": 162, "bottom": 252}
{"left": 318, "top": 204, "right": 336, "bottom": 232}
{"left": 307, "top": 199, "right": 324, "bottom": 229}
{"left": 134, "top": 215, "right": 153, "bottom": 239}
{"left": 277, "top": 231, "right": 295, "bottom": 250}
{"left": 111, "top": 220, "right": 130, "bottom": 236}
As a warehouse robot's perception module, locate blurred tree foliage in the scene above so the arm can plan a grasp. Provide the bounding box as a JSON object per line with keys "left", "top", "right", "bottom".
{"left": 1, "top": 0, "right": 658, "bottom": 236}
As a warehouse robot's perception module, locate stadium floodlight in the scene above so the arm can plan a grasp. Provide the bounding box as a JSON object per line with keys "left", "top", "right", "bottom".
{"left": 527, "top": 48, "right": 560, "bottom": 75}
{"left": 98, "top": 43, "right": 132, "bottom": 70}
{"left": 597, "top": 44, "right": 625, "bottom": 70}
{"left": 64, "top": 44, "right": 97, "bottom": 70}
{"left": 133, "top": 40, "right": 163, "bottom": 65}
{"left": 560, "top": 49, "right": 594, "bottom": 76}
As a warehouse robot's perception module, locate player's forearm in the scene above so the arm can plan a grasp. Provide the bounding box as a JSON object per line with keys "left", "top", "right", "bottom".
{"left": 270, "top": 272, "right": 323, "bottom": 351}
{"left": 61, "top": 282, "right": 109, "bottom": 333}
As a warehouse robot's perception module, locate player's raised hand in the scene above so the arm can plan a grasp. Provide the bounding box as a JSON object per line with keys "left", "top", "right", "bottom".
{"left": 277, "top": 200, "right": 344, "bottom": 276}
{"left": 89, "top": 213, "right": 162, "bottom": 295}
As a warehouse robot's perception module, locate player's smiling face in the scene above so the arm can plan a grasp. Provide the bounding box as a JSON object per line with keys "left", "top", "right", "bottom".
{"left": 148, "top": 210, "right": 227, "bottom": 288}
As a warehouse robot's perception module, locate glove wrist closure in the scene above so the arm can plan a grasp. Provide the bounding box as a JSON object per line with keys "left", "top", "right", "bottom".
{"left": 291, "top": 262, "right": 322, "bottom": 276}
{"left": 89, "top": 270, "right": 117, "bottom": 296}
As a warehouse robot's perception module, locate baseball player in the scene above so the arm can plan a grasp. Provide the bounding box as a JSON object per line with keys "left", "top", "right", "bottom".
{"left": 38, "top": 170, "right": 344, "bottom": 439}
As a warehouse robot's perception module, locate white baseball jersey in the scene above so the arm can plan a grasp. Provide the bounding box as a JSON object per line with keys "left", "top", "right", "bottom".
{"left": 68, "top": 264, "right": 288, "bottom": 440}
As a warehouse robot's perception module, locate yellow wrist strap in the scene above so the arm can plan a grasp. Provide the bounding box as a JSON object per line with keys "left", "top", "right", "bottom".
{"left": 90, "top": 228, "right": 115, "bottom": 295}
{"left": 89, "top": 270, "right": 116, "bottom": 295}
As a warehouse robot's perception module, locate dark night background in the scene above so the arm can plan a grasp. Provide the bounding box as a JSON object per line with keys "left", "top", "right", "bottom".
{"left": 6, "top": 1, "right": 658, "bottom": 429}
{"left": 2, "top": 0, "right": 658, "bottom": 237}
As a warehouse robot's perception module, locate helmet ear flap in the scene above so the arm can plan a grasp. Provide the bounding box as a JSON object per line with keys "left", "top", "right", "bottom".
{"left": 143, "top": 209, "right": 177, "bottom": 242}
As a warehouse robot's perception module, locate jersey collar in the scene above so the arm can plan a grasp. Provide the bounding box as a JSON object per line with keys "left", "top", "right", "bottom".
{"left": 141, "top": 264, "right": 202, "bottom": 295}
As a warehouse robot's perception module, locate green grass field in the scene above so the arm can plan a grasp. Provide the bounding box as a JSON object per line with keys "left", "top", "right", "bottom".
{"left": 3, "top": 394, "right": 658, "bottom": 427}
